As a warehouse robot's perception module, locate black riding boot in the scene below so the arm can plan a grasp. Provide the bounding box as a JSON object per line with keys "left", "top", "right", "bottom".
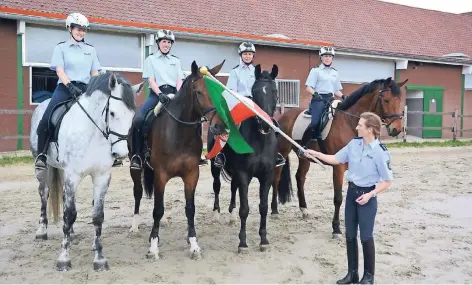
{"left": 296, "top": 126, "right": 317, "bottom": 158}
{"left": 336, "top": 238, "right": 359, "bottom": 284}
{"left": 34, "top": 129, "right": 49, "bottom": 171}
{"left": 214, "top": 153, "right": 225, "bottom": 168}
{"left": 130, "top": 124, "right": 143, "bottom": 171}
{"left": 359, "top": 239, "right": 375, "bottom": 284}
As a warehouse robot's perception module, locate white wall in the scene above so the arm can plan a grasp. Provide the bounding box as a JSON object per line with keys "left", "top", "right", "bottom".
{"left": 332, "top": 55, "right": 396, "bottom": 84}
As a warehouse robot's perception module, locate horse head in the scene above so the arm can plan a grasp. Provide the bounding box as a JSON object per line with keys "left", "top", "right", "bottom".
{"left": 251, "top": 64, "right": 279, "bottom": 134}
{"left": 372, "top": 77, "right": 408, "bottom": 136}
{"left": 179, "top": 60, "right": 226, "bottom": 121}
{"left": 86, "top": 72, "right": 144, "bottom": 159}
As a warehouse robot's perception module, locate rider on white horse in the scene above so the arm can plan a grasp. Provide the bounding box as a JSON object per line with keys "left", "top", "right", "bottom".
{"left": 213, "top": 41, "right": 286, "bottom": 168}
{"left": 34, "top": 12, "right": 101, "bottom": 171}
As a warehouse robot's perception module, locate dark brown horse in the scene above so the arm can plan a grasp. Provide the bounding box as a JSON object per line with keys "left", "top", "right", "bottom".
{"left": 128, "top": 60, "right": 225, "bottom": 260}
{"left": 272, "top": 77, "right": 407, "bottom": 238}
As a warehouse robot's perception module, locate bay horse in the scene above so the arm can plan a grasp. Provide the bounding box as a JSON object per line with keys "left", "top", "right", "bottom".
{"left": 128, "top": 60, "right": 225, "bottom": 260}
{"left": 273, "top": 77, "right": 407, "bottom": 238}
{"left": 208, "top": 64, "right": 279, "bottom": 252}
{"left": 29, "top": 72, "right": 144, "bottom": 271}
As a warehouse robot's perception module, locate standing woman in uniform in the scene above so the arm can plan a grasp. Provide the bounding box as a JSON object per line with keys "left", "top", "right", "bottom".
{"left": 129, "top": 29, "right": 184, "bottom": 170}
{"left": 304, "top": 112, "right": 394, "bottom": 284}
{"left": 34, "top": 12, "right": 101, "bottom": 172}
{"left": 213, "top": 41, "right": 286, "bottom": 168}
{"left": 297, "top": 46, "right": 346, "bottom": 157}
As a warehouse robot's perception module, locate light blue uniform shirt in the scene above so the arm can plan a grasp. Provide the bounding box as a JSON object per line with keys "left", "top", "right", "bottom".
{"left": 226, "top": 62, "right": 255, "bottom": 98}
{"left": 305, "top": 64, "right": 343, "bottom": 94}
{"left": 335, "top": 137, "right": 393, "bottom": 187}
{"left": 142, "top": 51, "right": 184, "bottom": 88}
{"left": 50, "top": 39, "right": 101, "bottom": 85}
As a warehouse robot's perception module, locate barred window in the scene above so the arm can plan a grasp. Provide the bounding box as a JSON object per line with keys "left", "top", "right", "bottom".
{"left": 276, "top": 79, "right": 300, "bottom": 107}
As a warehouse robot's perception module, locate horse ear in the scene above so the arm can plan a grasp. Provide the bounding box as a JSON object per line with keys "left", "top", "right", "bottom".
{"left": 191, "top": 61, "right": 199, "bottom": 75}
{"left": 255, "top": 64, "right": 262, "bottom": 79}
{"left": 209, "top": 59, "right": 225, "bottom": 75}
{"left": 109, "top": 72, "right": 117, "bottom": 90}
{"left": 384, "top": 77, "right": 392, "bottom": 87}
{"left": 270, "top": 64, "right": 278, "bottom": 80}
{"left": 396, "top": 79, "right": 409, "bottom": 88}
{"left": 132, "top": 80, "right": 145, "bottom": 97}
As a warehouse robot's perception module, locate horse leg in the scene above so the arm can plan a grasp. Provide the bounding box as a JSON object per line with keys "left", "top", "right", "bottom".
{"left": 90, "top": 171, "right": 111, "bottom": 271}
{"left": 332, "top": 164, "right": 346, "bottom": 239}
{"left": 295, "top": 157, "right": 311, "bottom": 218}
{"left": 228, "top": 179, "right": 238, "bottom": 225}
{"left": 147, "top": 173, "right": 167, "bottom": 260}
{"left": 35, "top": 178, "right": 49, "bottom": 240}
{"left": 258, "top": 175, "right": 271, "bottom": 251}
{"left": 129, "top": 168, "right": 143, "bottom": 233}
{"left": 56, "top": 174, "right": 79, "bottom": 271}
{"left": 236, "top": 174, "right": 250, "bottom": 253}
{"left": 183, "top": 169, "right": 202, "bottom": 260}
{"left": 271, "top": 166, "right": 283, "bottom": 216}
{"left": 211, "top": 161, "right": 222, "bottom": 222}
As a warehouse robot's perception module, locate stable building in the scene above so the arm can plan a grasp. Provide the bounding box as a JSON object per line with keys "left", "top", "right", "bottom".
{"left": 1, "top": 0, "right": 471, "bottom": 152}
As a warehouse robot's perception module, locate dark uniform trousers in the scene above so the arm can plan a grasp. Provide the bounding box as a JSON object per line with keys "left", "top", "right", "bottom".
{"left": 345, "top": 182, "right": 377, "bottom": 240}
{"left": 309, "top": 93, "right": 333, "bottom": 134}
{"left": 131, "top": 85, "right": 177, "bottom": 156}
{"left": 37, "top": 82, "right": 87, "bottom": 154}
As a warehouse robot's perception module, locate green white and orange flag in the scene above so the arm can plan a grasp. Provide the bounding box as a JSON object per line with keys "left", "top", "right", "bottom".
{"left": 203, "top": 75, "right": 272, "bottom": 159}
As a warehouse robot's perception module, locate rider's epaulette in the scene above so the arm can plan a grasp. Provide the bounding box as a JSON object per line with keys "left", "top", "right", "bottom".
{"left": 331, "top": 67, "right": 337, "bottom": 71}
{"left": 353, "top": 136, "right": 362, "bottom": 140}
{"left": 57, "top": 41, "right": 66, "bottom": 45}
{"left": 233, "top": 64, "right": 239, "bottom": 69}
{"left": 379, "top": 143, "right": 388, "bottom": 151}
{"left": 171, "top": 55, "right": 179, "bottom": 58}
{"left": 84, "top": 42, "right": 94, "bottom": 47}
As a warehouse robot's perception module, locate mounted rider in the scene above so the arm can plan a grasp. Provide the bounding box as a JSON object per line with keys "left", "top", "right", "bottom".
{"left": 34, "top": 12, "right": 101, "bottom": 172}
{"left": 213, "top": 41, "right": 286, "bottom": 168}
{"left": 129, "top": 29, "right": 185, "bottom": 171}
{"left": 296, "top": 46, "right": 346, "bottom": 158}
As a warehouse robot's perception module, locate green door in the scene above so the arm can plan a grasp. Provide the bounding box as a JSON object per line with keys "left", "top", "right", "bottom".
{"left": 423, "top": 89, "right": 444, "bottom": 138}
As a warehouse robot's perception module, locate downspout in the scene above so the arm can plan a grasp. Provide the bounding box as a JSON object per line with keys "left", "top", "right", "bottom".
{"left": 16, "top": 23, "right": 24, "bottom": 150}
{"left": 144, "top": 45, "right": 149, "bottom": 99}
{"left": 461, "top": 74, "right": 465, "bottom": 137}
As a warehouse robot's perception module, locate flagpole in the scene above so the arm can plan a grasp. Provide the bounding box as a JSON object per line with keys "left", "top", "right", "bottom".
{"left": 200, "top": 66, "right": 325, "bottom": 168}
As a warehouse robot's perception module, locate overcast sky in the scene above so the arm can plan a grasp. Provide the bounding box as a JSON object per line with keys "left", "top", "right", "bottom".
{"left": 379, "top": 0, "right": 472, "bottom": 14}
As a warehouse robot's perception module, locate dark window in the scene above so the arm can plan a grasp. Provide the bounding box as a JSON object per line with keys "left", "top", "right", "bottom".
{"left": 31, "top": 67, "right": 58, "bottom": 104}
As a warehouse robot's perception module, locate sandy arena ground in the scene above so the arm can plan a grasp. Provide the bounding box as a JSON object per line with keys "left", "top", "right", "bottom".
{"left": 0, "top": 146, "right": 471, "bottom": 284}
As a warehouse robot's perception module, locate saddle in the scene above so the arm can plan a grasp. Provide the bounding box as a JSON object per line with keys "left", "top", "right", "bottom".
{"left": 48, "top": 98, "right": 77, "bottom": 143}
{"left": 141, "top": 94, "right": 174, "bottom": 140}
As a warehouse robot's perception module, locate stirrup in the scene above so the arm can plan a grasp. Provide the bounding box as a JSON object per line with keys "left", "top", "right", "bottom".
{"left": 214, "top": 153, "right": 225, "bottom": 168}
{"left": 130, "top": 155, "right": 142, "bottom": 170}
{"left": 275, "top": 153, "right": 285, "bottom": 167}
{"left": 34, "top": 154, "right": 47, "bottom": 171}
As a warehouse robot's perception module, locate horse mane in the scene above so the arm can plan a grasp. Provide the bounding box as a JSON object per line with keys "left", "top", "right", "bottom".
{"left": 337, "top": 78, "right": 401, "bottom": 111}
{"left": 85, "top": 72, "right": 136, "bottom": 111}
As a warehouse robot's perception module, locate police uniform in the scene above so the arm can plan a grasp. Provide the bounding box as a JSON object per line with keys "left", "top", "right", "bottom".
{"left": 304, "top": 64, "right": 343, "bottom": 139}
{"left": 36, "top": 39, "right": 101, "bottom": 156}
{"left": 334, "top": 137, "right": 393, "bottom": 284}
{"left": 226, "top": 62, "right": 255, "bottom": 98}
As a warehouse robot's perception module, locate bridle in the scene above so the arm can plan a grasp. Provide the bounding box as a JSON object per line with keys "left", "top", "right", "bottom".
{"left": 75, "top": 92, "right": 130, "bottom": 147}
{"left": 160, "top": 75, "right": 216, "bottom": 125}
{"left": 252, "top": 78, "right": 278, "bottom": 135}
{"left": 375, "top": 89, "right": 403, "bottom": 128}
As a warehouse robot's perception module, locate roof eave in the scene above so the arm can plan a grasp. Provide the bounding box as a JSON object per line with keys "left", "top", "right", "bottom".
{"left": 336, "top": 47, "right": 472, "bottom": 66}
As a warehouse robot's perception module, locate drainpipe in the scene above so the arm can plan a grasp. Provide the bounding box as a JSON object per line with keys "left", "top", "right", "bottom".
{"left": 16, "top": 20, "right": 25, "bottom": 150}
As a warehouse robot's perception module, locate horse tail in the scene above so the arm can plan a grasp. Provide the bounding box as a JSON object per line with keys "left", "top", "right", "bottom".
{"left": 143, "top": 164, "right": 154, "bottom": 199}
{"left": 277, "top": 155, "right": 293, "bottom": 204}
{"left": 47, "top": 167, "right": 63, "bottom": 224}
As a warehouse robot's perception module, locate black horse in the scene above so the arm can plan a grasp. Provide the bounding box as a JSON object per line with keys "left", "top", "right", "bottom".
{"left": 208, "top": 64, "right": 279, "bottom": 252}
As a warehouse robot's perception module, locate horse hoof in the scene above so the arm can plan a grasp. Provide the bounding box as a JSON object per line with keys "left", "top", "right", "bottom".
{"left": 129, "top": 226, "right": 139, "bottom": 233}
{"left": 35, "top": 233, "right": 48, "bottom": 240}
{"left": 332, "top": 233, "right": 343, "bottom": 240}
{"left": 189, "top": 249, "right": 202, "bottom": 260}
{"left": 270, "top": 213, "right": 279, "bottom": 219}
{"left": 146, "top": 251, "right": 160, "bottom": 260}
{"left": 93, "top": 258, "right": 109, "bottom": 271}
{"left": 300, "top": 208, "right": 310, "bottom": 219}
{"left": 260, "top": 244, "right": 270, "bottom": 252}
{"left": 56, "top": 260, "right": 72, "bottom": 272}
{"left": 238, "top": 247, "right": 249, "bottom": 254}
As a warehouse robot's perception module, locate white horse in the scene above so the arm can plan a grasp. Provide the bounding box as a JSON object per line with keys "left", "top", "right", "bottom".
{"left": 29, "top": 72, "right": 144, "bottom": 271}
